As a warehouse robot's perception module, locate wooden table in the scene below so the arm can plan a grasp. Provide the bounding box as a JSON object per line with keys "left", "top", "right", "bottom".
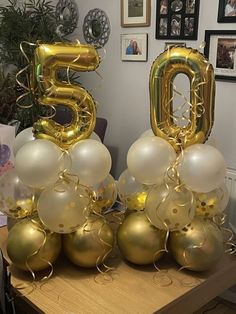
{"left": 1, "top": 225, "right": 236, "bottom": 314}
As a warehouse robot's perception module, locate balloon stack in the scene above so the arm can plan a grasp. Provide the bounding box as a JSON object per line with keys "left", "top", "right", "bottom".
{"left": 1, "top": 42, "right": 116, "bottom": 273}
{"left": 117, "top": 46, "right": 229, "bottom": 272}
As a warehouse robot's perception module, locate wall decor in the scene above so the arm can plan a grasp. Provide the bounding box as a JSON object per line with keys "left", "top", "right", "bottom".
{"left": 204, "top": 30, "right": 236, "bottom": 81}
{"left": 165, "top": 42, "right": 186, "bottom": 50}
{"left": 156, "top": 0, "right": 200, "bottom": 40}
{"left": 121, "top": 33, "right": 148, "bottom": 61}
{"left": 83, "top": 8, "right": 111, "bottom": 47}
{"left": 121, "top": 0, "right": 151, "bottom": 27}
{"left": 55, "top": 0, "right": 78, "bottom": 35}
{"left": 218, "top": 0, "right": 236, "bottom": 23}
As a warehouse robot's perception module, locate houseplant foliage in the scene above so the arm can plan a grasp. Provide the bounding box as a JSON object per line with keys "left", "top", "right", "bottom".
{"left": 0, "top": 0, "right": 62, "bottom": 129}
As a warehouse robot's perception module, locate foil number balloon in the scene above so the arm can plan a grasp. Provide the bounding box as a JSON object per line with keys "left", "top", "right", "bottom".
{"left": 149, "top": 47, "right": 215, "bottom": 151}
{"left": 32, "top": 43, "right": 100, "bottom": 149}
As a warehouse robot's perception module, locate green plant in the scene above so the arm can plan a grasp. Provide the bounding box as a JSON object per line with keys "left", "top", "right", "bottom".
{"left": 0, "top": 0, "right": 63, "bottom": 128}
{"left": 0, "top": 0, "right": 62, "bottom": 69}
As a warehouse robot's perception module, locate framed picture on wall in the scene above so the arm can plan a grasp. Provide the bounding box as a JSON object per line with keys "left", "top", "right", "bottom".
{"left": 156, "top": 0, "right": 200, "bottom": 40}
{"left": 204, "top": 30, "right": 236, "bottom": 81}
{"left": 218, "top": 0, "right": 236, "bottom": 23}
{"left": 121, "top": 33, "right": 148, "bottom": 61}
{"left": 164, "top": 42, "right": 186, "bottom": 50}
{"left": 121, "top": 0, "right": 151, "bottom": 27}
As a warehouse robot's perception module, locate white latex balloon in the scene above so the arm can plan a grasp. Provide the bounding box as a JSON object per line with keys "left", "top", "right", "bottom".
{"left": 15, "top": 139, "right": 64, "bottom": 188}
{"left": 140, "top": 129, "right": 155, "bottom": 138}
{"left": 13, "top": 127, "right": 34, "bottom": 155}
{"left": 178, "top": 144, "right": 226, "bottom": 193}
{"left": 127, "top": 137, "right": 176, "bottom": 185}
{"left": 38, "top": 181, "right": 90, "bottom": 234}
{"left": 89, "top": 132, "right": 101, "bottom": 142}
{"left": 69, "top": 139, "right": 112, "bottom": 186}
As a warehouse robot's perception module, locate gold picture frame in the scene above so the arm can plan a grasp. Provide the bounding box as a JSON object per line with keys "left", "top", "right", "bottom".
{"left": 121, "top": 0, "right": 151, "bottom": 27}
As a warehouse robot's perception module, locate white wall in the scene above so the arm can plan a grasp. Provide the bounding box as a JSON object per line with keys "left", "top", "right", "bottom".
{"left": 64, "top": 0, "right": 236, "bottom": 178}
{"left": 4, "top": 0, "right": 236, "bottom": 177}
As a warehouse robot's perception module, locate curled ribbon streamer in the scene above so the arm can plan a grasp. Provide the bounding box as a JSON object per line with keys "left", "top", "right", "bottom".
{"left": 212, "top": 213, "right": 236, "bottom": 255}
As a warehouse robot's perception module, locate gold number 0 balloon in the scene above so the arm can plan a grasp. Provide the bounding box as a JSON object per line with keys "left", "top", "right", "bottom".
{"left": 32, "top": 43, "right": 100, "bottom": 149}
{"left": 149, "top": 47, "right": 215, "bottom": 152}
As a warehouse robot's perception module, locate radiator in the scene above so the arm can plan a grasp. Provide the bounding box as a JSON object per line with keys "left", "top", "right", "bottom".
{"left": 225, "top": 167, "right": 236, "bottom": 234}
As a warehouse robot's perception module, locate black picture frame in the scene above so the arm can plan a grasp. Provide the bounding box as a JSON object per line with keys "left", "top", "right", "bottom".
{"left": 156, "top": 0, "right": 200, "bottom": 40}
{"left": 218, "top": 0, "right": 236, "bottom": 23}
{"left": 204, "top": 30, "right": 236, "bottom": 82}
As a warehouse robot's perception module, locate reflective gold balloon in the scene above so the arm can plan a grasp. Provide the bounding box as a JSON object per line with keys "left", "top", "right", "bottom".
{"left": 7, "top": 218, "right": 61, "bottom": 271}
{"left": 169, "top": 218, "right": 224, "bottom": 271}
{"left": 0, "top": 168, "right": 33, "bottom": 219}
{"left": 117, "top": 211, "right": 167, "bottom": 265}
{"left": 149, "top": 46, "right": 215, "bottom": 151}
{"left": 145, "top": 184, "right": 196, "bottom": 231}
{"left": 32, "top": 43, "right": 100, "bottom": 149}
{"left": 117, "top": 169, "right": 154, "bottom": 211}
{"left": 63, "top": 217, "right": 114, "bottom": 268}
{"left": 91, "top": 174, "right": 117, "bottom": 214}
{"left": 195, "top": 184, "right": 229, "bottom": 218}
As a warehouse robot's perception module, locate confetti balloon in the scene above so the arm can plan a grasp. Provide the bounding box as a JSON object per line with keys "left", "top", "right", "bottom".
{"left": 90, "top": 174, "right": 117, "bottom": 214}
{"left": 0, "top": 168, "right": 33, "bottom": 218}
{"left": 145, "top": 183, "right": 196, "bottom": 231}
{"left": 194, "top": 183, "right": 229, "bottom": 218}
{"left": 37, "top": 180, "right": 91, "bottom": 233}
{"left": 117, "top": 169, "right": 154, "bottom": 211}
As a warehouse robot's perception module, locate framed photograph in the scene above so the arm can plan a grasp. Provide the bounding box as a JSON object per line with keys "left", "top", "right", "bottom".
{"left": 218, "top": 0, "right": 236, "bottom": 23}
{"left": 204, "top": 30, "right": 236, "bottom": 81}
{"left": 156, "top": 0, "right": 200, "bottom": 40}
{"left": 165, "top": 42, "right": 186, "bottom": 50}
{"left": 121, "top": 33, "right": 148, "bottom": 61}
{"left": 121, "top": 0, "right": 151, "bottom": 27}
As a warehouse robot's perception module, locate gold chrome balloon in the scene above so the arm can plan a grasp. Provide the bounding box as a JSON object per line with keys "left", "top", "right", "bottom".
{"left": 169, "top": 218, "right": 224, "bottom": 271}
{"left": 117, "top": 211, "right": 167, "bottom": 265}
{"left": 149, "top": 46, "right": 215, "bottom": 151}
{"left": 7, "top": 218, "right": 61, "bottom": 271}
{"left": 91, "top": 174, "right": 117, "bottom": 214}
{"left": 32, "top": 43, "right": 100, "bottom": 149}
{"left": 63, "top": 217, "right": 114, "bottom": 268}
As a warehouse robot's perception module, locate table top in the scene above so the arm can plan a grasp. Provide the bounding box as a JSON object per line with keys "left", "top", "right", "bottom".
{"left": 1, "top": 225, "right": 236, "bottom": 314}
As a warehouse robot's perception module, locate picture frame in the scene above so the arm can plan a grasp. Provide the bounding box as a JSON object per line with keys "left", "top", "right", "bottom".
{"left": 156, "top": 0, "right": 200, "bottom": 40}
{"left": 204, "top": 30, "right": 236, "bottom": 81}
{"left": 164, "top": 42, "right": 186, "bottom": 50}
{"left": 121, "top": 33, "right": 148, "bottom": 61}
{"left": 121, "top": 0, "right": 151, "bottom": 27}
{"left": 218, "top": 0, "right": 236, "bottom": 23}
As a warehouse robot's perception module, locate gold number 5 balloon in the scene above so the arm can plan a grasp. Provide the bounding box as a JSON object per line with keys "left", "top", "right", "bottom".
{"left": 149, "top": 47, "right": 215, "bottom": 151}
{"left": 32, "top": 43, "right": 100, "bottom": 149}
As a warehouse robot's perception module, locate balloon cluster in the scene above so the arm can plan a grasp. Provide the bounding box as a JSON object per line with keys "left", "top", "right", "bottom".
{"left": 117, "top": 47, "right": 228, "bottom": 272}
{"left": 1, "top": 42, "right": 116, "bottom": 272}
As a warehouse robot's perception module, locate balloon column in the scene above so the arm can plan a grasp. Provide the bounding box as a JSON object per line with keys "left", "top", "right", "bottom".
{"left": 117, "top": 47, "right": 228, "bottom": 271}
{"left": 1, "top": 42, "right": 116, "bottom": 272}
